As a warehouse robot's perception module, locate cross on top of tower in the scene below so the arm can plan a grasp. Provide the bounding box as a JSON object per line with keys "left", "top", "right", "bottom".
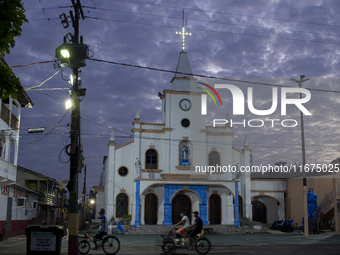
{"left": 176, "top": 10, "right": 191, "bottom": 52}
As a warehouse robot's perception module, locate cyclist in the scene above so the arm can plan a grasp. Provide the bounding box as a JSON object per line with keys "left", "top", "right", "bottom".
{"left": 92, "top": 208, "right": 108, "bottom": 250}
{"left": 185, "top": 211, "right": 203, "bottom": 251}
{"left": 173, "top": 211, "right": 190, "bottom": 239}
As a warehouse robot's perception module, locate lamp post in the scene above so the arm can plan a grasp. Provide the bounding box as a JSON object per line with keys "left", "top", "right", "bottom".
{"left": 55, "top": 1, "right": 88, "bottom": 253}
{"left": 290, "top": 75, "right": 310, "bottom": 237}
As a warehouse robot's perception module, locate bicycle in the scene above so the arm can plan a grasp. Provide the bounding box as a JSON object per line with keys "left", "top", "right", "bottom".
{"left": 159, "top": 228, "right": 211, "bottom": 254}
{"left": 78, "top": 227, "right": 120, "bottom": 255}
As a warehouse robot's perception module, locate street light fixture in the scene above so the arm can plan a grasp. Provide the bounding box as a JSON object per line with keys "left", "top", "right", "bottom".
{"left": 55, "top": 42, "right": 89, "bottom": 68}
{"left": 65, "top": 99, "right": 72, "bottom": 109}
{"left": 60, "top": 49, "right": 70, "bottom": 58}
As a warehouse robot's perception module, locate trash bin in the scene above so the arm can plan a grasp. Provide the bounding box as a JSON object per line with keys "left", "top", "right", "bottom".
{"left": 25, "top": 225, "right": 64, "bottom": 255}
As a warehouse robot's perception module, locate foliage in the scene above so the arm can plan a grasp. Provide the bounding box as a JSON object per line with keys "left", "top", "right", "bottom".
{"left": 0, "top": 0, "right": 28, "bottom": 99}
{"left": 124, "top": 214, "right": 132, "bottom": 219}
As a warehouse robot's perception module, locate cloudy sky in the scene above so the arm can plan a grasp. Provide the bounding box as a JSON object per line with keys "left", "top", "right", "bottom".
{"left": 5, "top": 0, "right": 340, "bottom": 196}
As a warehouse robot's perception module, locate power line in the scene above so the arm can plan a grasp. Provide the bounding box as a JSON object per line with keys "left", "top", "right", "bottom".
{"left": 85, "top": 16, "right": 340, "bottom": 46}
{"left": 11, "top": 60, "right": 55, "bottom": 68}
{"left": 23, "top": 111, "right": 70, "bottom": 144}
{"left": 82, "top": 6, "right": 340, "bottom": 38}
{"left": 88, "top": 58, "right": 340, "bottom": 94}
{"left": 25, "top": 6, "right": 72, "bottom": 11}
{"left": 111, "top": 0, "right": 340, "bottom": 28}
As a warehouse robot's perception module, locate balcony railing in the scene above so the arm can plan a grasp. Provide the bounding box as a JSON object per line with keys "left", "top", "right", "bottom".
{"left": 11, "top": 113, "right": 19, "bottom": 132}
{"left": 38, "top": 193, "right": 59, "bottom": 206}
{"left": 1, "top": 102, "right": 10, "bottom": 125}
{"left": 314, "top": 190, "right": 333, "bottom": 219}
{"left": 1, "top": 103, "right": 19, "bottom": 133}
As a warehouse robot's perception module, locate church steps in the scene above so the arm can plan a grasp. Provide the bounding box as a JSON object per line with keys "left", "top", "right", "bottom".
{"left": 118, "top": 225, "right": 265, "bottom": 235}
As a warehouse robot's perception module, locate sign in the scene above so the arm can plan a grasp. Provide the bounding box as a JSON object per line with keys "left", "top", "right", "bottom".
{"left": 30, "top": 232, "right": 56, "bottom": 251}
{"left": 1, "top": 186, "right": 26, "bottom": 198}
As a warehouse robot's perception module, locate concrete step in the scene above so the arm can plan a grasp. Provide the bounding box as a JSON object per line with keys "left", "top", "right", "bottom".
{"left": 117, "top": 224, "right": 265, "bottom": 235}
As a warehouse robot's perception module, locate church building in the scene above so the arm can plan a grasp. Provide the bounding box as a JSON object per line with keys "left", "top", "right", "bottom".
{"left": 97, "top": 24, "right": 287, "bottom": 228}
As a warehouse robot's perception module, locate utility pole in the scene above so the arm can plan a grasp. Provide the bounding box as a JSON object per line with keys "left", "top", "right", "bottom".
{"left": 290, "top": 75, "right": 310, "bottom": 237}
{"left": 55, "top": 1, "right": 88, "bottom": 254}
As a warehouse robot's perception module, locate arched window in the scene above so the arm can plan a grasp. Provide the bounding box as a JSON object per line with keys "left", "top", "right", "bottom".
{"left": 116, "top": 193, "right": 129, "bottom": 218}
{"left": 145, "top": 149, "right": 157, "bottom": 169}
{"left": 209, "top": 151, "right": 220, "bottom": 166}
{"left": 10, "top": 141, "right": 15, "bottom": 164}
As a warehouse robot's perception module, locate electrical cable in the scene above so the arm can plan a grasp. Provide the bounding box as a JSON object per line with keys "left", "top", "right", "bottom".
{"left": 111, "top": 0, "right": 340, "bottom": 28}
{"left": 11, "top": 60, "right": 55, "bottom": 68}
{"left": 88, "top": 58, "right": 340, "bottom": 94}
{"left": 85, "top": 16, "right": 340, "bottom": 46}
{"left": 82, "top": 5, "right": 340, "bottom": 38}
{"left": 23, "top": 110, "right": 70, "bottom": 144}
{"left": 24, "top": 69, "right": 61, "bottom": 91}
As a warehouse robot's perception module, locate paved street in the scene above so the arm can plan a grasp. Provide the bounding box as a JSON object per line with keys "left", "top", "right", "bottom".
{"left": 1, "top": 233, "right": 340, "bottom": 254}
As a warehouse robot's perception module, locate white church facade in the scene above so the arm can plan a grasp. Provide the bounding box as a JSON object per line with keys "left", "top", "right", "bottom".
{"left": 96, "top": 50, "right": 282, "bottom": 227}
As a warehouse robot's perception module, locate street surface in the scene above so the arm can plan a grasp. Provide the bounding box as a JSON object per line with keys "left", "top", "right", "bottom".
{"left": 1, "top": 233, "right": 340, "bottom": 254}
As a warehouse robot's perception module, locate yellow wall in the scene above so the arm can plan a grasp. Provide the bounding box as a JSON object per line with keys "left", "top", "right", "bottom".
{"left": 286, "top": 175, "right": 334, "bottom": 228}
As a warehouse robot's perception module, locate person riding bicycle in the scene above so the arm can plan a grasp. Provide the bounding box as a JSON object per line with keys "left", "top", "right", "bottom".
{"left": 173, "top": 211, "right": 190, "bottom": 239}
{"left": 92, "top": 208, "right": 108, "bottom": 250}
{"left": 184, "top": 211, "right": 203, "bottom": 251}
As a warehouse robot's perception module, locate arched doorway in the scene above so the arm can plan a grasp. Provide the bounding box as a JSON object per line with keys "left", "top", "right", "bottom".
{"left": 172, "top": 194, "right": 192, "bottom": 224}
{"left": 144, "top": 193, "right": 158, "bottom": 224}
{"left": 209, "top": 194, "right": 221, "bottom": 224}
{"left": 252, "top": 200, "right": 267, "bottom": 223}
{"left": 238, "top": 196, "right": 243, "bottom": 218}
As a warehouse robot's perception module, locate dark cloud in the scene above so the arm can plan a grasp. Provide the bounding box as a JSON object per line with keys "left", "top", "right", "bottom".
{"left": 5, "top": 0, "right": 340, "bottom": 195}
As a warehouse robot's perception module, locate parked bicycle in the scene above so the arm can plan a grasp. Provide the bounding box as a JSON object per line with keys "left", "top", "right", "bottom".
{"left": 158, "top": 228, "right": 211, "bottom": 254}
{"left": 78, "top": 227, "right": 120, "bottom": 255}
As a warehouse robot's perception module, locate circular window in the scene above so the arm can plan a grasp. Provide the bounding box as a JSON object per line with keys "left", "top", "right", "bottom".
{"left": 181, "top": 118, "right": 190, "bottom": 128}
{"left": 118, "top": 166, "right": 128, "bottom": 177}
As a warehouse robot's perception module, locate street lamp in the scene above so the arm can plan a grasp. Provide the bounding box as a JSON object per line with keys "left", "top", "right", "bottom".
{"left": 65, "top": 99, "right": 72, "bottom": 109}
{"left": 290, "top": 75, "right": 310, "bottom": 237}
{"left": 55, "top": 40, "right": 89, "bottom": 68}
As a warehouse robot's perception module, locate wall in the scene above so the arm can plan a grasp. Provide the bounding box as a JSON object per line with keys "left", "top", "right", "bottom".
{"left": 286, "top": 176, "right": 334, "bottom": 227}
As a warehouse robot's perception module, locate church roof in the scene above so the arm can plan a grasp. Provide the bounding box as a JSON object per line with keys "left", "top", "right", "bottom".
{"left": 174, "top": 52, "right": 193, "bottom": 79}
{"left": 168, "top": 52, "right": 201, "bottom": 93}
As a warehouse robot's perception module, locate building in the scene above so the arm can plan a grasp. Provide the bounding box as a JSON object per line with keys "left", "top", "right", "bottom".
{"left": 97, "top": 40, "right": 257, "bottom": 226}
{"left": 16, "top": 166, "right": 66, "bottom": 225}
{"left": 0, "top": 58, "right": 35, "bottom": 237}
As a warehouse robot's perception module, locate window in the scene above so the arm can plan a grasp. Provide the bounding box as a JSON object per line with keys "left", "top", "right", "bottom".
{"left": 116, "top": 193, "right": 129, "bottom": 218}
{"left": 0, "top": 138, "right": 2, "bottom": 158}
{"left": 33, "top": 201, "right": 38, "bottom": 209}
{"left": 17, "top": 198, "right": 25, "bottom": 207}
{"left": 145, "top": 149, "right": 157, "bottom": 169}
{"left": 209, "top": 151, "right": 220, "bottom": 166}
{"left": 181, "top": 118, "right": 190, "bottom": 128}
{"left": 118, "top": 166, "right": 128, "bottom": 177}
{"left": 26, "top": 180, "right": 38, "bottom": 191}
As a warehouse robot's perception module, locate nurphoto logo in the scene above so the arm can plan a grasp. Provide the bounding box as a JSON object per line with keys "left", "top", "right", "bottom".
{"left": 198, "top": 82, "right": 312, "bottom": 128}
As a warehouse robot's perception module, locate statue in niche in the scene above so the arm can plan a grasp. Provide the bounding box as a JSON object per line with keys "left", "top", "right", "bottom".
{"left": 135, "top": 157, "right": 141, "bottom": 178}
{"left": 180, "top": 141, "right": 190, "bottom": 166}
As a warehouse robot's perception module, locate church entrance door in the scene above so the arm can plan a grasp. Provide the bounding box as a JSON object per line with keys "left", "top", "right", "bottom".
{"left": 145, "top": 193, "right": 158, "bottom": 224}
{"left": 209, "top": 194, "right": 221, "bottom": 224}
{"left": 252, "top": 201, "right": 267, "bottom": 223}
{"left": 171, "top": 194, "right": 192, "bottom": 224}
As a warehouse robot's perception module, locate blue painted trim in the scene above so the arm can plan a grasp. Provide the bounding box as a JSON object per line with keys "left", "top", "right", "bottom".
{"left": 134, "top": 180, "right": 141, "bottom": 227}
{"left": 234, "top": 181, "right": 240, "bottom": 227}
{"left": 163, "top": 184, "right": 208, "bottom": 225}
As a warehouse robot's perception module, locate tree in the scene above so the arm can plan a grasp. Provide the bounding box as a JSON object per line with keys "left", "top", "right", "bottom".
{"left": 0, "top": 0, "right": 28, "bottom": 99}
